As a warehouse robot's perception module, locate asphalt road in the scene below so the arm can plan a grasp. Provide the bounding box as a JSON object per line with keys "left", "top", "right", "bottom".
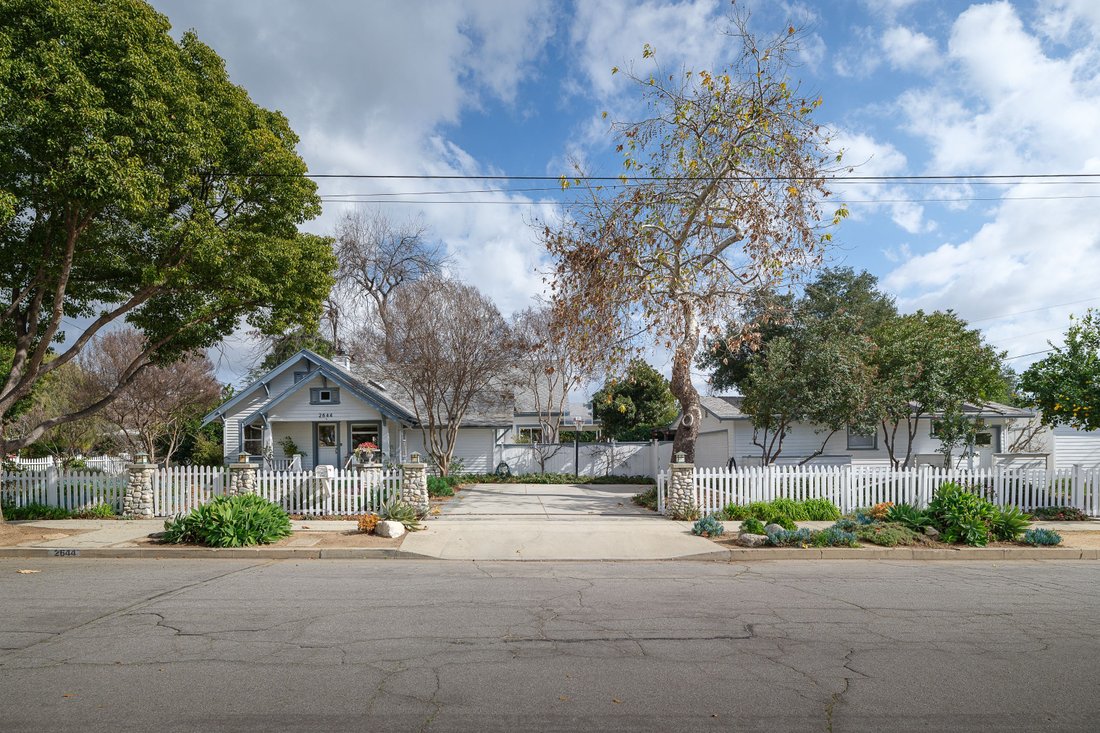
{"left": 1, "top": 559, "right": 1099, "bottom": 732}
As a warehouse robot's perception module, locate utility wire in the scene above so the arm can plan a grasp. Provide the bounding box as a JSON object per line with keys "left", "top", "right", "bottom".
{"left": 317, "top": 193, "right": 1100, "bottom": 205}
{"left": 212, "top": 171, "right": 1100, "bottom": 182}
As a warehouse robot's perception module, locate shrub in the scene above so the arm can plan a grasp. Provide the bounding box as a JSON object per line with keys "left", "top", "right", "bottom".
{"left": 852, "top": 508, "right": 877, "bottom": 525}
{"left": 357, "top": 513, "right": 381, "bottom": 534}
{"left": 632, "top": 487, "right": 658, "bottom": 511}
{"left": 769, "top": 497, "right": 809, "bottom": 522}
{"left": 832, "top": 517, "right": 859, "bottom": 532}
{"left": 1, "top": 502, "right": 71, "bottom": 520}
{"left": 869, "top": 502, "right": 894, "bottom": 521}
{"left": 721, "top": 503, "right": 751, "bottom": 521}
{"left": 740, "top": 517, "right": 765, "bottom": 535}
{"left": 990, "top": 506, "right": 1030, "bottom": 542}
{"left": 768, "top": 514, "right": 798, "bottom": 531}
{"left": 72, "top": 502, "right": 117, "bottom": 519}
{"left": 380, "top": 501, "right": 425, "bottom": 531}
{"left": 162, "top": 494, "right": 291, "bottom": 547}
{"left": 1030, "top": 506, "right": 1089, "bottom": 521}
{"left": 927, "top": 482, "right": 997, "bottom": 546}
{"left": 801, "top": 498, "right": 841, "bottom": 521}
{"left": 1022, "top": 528, "right": 1063, "bottom": 546}
{"left": 811, "top": 527, "right": 859, "bottom": 548}
{"left": 766, "top": 528, "right": 814, "bottom": 547}
{"left": 691, "top": 515, "right": 725, "bottom": 538}
{"left": 427, "top": 476, "right": 454, "bottom": 497}
{"left": 587, "top": 475, "right": 656, "bottom": 485}
{"left": 855, "top": 522, "right": 922, "bottom": 547}
{"left": 885, "top": 503, "right": 933, "bottom": 532}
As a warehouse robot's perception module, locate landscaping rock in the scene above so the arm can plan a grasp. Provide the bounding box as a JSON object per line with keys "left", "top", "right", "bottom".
{"left": 923, "top": 526, "right": 940, "bottom": 539}
{"left": 764, "top": 523, "right": 785, "bottom": 536}
{"left": 375, "top": 520, "right": 406, "bottom": 539}
{"left": 738, "top": 532, "right": 769, "bottom": 548}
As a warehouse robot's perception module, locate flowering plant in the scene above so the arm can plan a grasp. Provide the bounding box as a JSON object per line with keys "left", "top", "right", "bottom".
{"left": 354, "top": 441, "right": 380, "bottom": 461}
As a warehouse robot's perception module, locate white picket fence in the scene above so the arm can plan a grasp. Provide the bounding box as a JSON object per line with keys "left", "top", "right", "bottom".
{"left": 5, "top": 455, "right": 128, "bottom": 475}
{"left": 3, "top": 465, "right": 402, "bottom": 517}
{"left": 498, "top": 440, "right": 673, "bottom": 478}
{"left": 1, "top": 468, "right": 127, "bottom": 512}
{"left": 657, "top": 464, "right": 1100, "bottom": 517}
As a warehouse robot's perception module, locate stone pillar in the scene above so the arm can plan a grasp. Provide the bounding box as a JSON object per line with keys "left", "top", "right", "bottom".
{"left": 356, "top": 461, "right": 384, "bottom": 490}
{"left": 123, "top": 455, "right": 156, "bottom": 518}
{"left": 227, "top": 456, "right": 258, "bottom": 497}
{"left": 400, "top": 453, "right": 429, "bottom": 514}
{"left": 666, "top": 452, "right": 697, "bottom": 520}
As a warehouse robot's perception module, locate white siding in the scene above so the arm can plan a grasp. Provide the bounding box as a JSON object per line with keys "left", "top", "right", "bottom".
{"left": 1052, "top": 426, "right": 1100, "bottom": 470}
{"left": 694, "top": 430, "right": 731, "bottom": 468}
{"left": 265, "top": 373, "right": 384, "bottom": 423}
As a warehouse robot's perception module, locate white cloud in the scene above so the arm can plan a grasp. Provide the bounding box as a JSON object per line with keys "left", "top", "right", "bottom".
{"left": 881, "top": 25, "right": 940, "bottom": 72}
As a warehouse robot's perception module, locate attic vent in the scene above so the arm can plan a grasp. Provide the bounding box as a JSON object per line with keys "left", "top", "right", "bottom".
{"left": 368, "top": 379, "right": 387, "bottom": 392}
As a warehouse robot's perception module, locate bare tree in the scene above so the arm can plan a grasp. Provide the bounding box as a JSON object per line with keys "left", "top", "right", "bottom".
{"left": 81, "top": 329, "right": 222, "bottom": 463}
{"left": 331, "top": 208, "right": 450, "bottom": 345}
{"left": 539, "top": 18, "right": 845, "bottom": 461}
{"left": 5, "top": 362, "right": 106, "bottom": 464}
{"left": 354, "top": 277, "right": 518, "bottom": 475}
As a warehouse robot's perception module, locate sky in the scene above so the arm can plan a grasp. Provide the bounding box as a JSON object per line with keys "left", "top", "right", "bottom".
{"left": 148, "top": 0, "right": 1100, "bottom": 391}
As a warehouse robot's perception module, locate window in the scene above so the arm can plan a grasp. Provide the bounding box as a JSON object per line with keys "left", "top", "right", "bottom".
{"left": 517, "top": 427, "right": 543, "bottom": 444}
{"left": 293, "top": 371, "right": 307, "bottom": 383}
{"left": 310, "top": 387, "right": 340, "bottom": 405}
{"left": 847, "top": 426, "right": 877, "bottom": 450}
{"left": 317, "top": 423, "right": 337, "bottom": 447}
{"left": 243, "top": 424, "right": 264, "bottom": 455}
{"left": 351, "top": 423, "right": 380, "bottom": 452}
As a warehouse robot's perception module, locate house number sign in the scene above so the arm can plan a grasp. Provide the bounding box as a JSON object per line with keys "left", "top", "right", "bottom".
{"left": 318, "top": 412, "right": 334, "bottom": 419}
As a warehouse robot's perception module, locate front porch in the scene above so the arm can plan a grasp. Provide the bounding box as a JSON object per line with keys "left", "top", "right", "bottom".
{"left": 241, "top": 419, "right": 406, "bottom": 470}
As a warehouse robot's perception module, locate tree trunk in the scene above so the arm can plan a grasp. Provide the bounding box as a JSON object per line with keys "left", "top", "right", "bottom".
{"left": 670, "top": 314, "right": 701, "bottom": 462}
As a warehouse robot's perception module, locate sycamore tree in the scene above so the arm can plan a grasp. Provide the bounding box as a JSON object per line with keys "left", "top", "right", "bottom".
{"left": 0, "top": 0, "right": 335, "bottom": 468}
{"left": 1020, "top": 309, "right": 1100, "bottom": 430}
{"left": 872, "top": 311, "right": 1006, "bottom": 468}
{"left": 541, "top": 18, "right": 845, "bottom": 460}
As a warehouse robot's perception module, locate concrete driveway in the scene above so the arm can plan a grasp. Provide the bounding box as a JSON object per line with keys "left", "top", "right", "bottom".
{"left": 402, "top": 483, "right": 722, "bottom": 561}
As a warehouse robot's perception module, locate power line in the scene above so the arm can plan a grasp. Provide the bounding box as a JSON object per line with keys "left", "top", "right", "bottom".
{"left": 971, "top": 297, "right": 1100, "bottom": 324}
{"left": 1005, "top": 348, "right": 1055, "bottom": 361}
{"left": 317, "top": 192, "right": 1100, "bottom": 205}
{"left": 215, "top": 170, "right": 1100, "bottom": 182}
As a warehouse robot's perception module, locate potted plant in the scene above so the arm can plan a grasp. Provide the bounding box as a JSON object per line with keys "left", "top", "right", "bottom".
{"left": 354, "top": 441, "right": 380, "bottom": 464}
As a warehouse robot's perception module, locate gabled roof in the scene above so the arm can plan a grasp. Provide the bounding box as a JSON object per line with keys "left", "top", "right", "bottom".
{"left": 691, "top": 395, "right": 1035, "bottom": 423}
{"left": 201, "top": 349, "right": 416, "bottom": 426}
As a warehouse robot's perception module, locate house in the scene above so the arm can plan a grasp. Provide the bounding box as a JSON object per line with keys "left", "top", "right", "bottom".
{"left": 686, "top": 396, "right": 1043, "bottom": 469}
{"left": 201, "top": 349, "right": 599, "bottom": 471}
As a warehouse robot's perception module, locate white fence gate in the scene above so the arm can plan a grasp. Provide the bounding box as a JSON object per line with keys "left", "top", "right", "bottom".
{"left": 254, "top": 468, "right": 400, "bottom": 516}
{"left": 152, "top": 465, "right": 228, "bottom": 516}
{"left": 657, "top": 464, "right": 1100, "bottom": 517}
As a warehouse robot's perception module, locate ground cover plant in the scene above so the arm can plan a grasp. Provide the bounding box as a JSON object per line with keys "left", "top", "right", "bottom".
{"left": 854, "top": 522, "right": 925, "bottom": 547}
{"left": 357, "top": 513, "right": 381, "bottom": 534}
{"left": 720, "top": 498, "right": 840, "bottom": 526}
{"left": 1023, "top": 528, "right": 1063, "bottom": 546}
{"left": 459, "top": 473, "right": 655, "bottom": 485}
{"left": 632, "top": 486, "right": 658, "bottom": 511}
{"left": 162, "top": 494, "right": 291, "bottom": 547}
{"left": 740, "top": 517, "right": 765, "bottom": 535}
{"left": 0, "top": 502, "right": 71, "bottom": 520}
{"left": 427, "top": 476, "right": 455, "bottom": 497}
{"left": 691, "top": 515, "right": 724, "bottom": 538}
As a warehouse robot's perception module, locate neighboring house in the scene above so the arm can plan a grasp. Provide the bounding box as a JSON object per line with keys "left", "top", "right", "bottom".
{"left": 685, "top": 396, "right": 1042, "bottom": 469}
{"left": 510, "top": 383, "right": 600, "bottom": 443}
{"left": 202, "top": 349, "right": 601, "bottom": 471}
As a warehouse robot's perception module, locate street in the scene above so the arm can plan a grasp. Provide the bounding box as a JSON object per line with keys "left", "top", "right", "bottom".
{"left": 1, "top": 559, "right": 1099, "bottom": 732}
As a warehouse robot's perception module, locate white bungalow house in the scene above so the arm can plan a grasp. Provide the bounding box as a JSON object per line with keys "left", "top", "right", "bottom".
{"left": 686, "top": 396, "right": 1047, "bottom": 469}
{"left": 202, "top": 349, "right": 599, "bottom": 472}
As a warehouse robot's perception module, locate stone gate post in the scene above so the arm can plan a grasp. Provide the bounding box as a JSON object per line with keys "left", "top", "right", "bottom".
{"left": 400, "top": 453, "right": 429, "bottom": 514}
{"left": 227, "top": 454, "right": 258, "bottom": 497}
{"left": 123, "top": 453, "right": 156, "bottom": 518}
{"left": 666, "top": 451, "right": 697, "bottom": 519}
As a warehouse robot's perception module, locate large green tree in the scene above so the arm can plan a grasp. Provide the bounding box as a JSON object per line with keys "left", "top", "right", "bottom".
{"left": 541, "top": 16, "right": 845, "bottom": 462}
{"left": 871, "top": 311, "right": 1006, "bottom": 468}
{"left": 591, "top": 360, "right": 679, "bottom": 441}
{"left": 1019, "top": 309, "right": 1100, "bottom": 430}
{"left": 0, "top": 1, "right": 335, "bottom": 462}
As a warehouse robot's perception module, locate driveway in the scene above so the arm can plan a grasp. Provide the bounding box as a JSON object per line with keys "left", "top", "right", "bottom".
{"left": 402, "top": 482, "right": 720, "bottom": 560}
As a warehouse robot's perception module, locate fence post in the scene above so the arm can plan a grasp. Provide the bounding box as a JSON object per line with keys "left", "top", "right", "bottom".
{"left": 122, "top": 454, "right": 156, "bottom": 518}
{"left": 46, "top": 464, "right": 60, "bottom": 509}
{"left": 842, "top": 466, "right": 852, "bottom": 514}
{"left": 650, "top": 439, "right": 659, "bottom": 481}
{"left": 227, "top": 455, "right": 258, "bottom": 497}
{"left": 1073, "top": 464, "right": 1083, "bottom": 511}
{"left": 400, "top": 453, "right": 429, "bottom": 514}
{"left": 665, "top": 451, "right": 696, "bottom": 520}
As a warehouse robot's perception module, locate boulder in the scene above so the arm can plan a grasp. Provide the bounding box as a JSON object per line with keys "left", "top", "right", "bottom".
{"left": 764, "top": 523, "right": 785, "bottom": 536}
{"left": 923, "top": 526, "right": 940, "bottom": 539}
{"left": 738, "top": 532, "right": 769, "bottom": 548}
{"left": 376, "top": 520, "right": 407, "bottom": 539}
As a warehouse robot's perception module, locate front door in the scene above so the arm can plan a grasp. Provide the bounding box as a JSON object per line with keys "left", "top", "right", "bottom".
{"left": 316, "top": 422, "right": 339, "bottom": 467}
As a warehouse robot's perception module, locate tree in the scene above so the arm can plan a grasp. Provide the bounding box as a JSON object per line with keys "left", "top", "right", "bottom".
{"left": 5, "top": 361, "right": 106, "bottom": 463}
{"left": 541, "top": 17, "right": 845, "bottom": 461}
{"left": 700, "top": 269, "right": 888, "bottom": 464}
{"left": 355, "top": 277, "right": 518, "bottom": 475}
{"left": 0, "top": 0, "right": 335, "bottom": 460}
{"left": 81, "top": 329, "right": 222, "bottom": 463}
{"left": 871, "top": 311, "right": 1006, "bottom": 468}
{"left": 1020, "top": 309, "right": 1100, "bottom": 431}
{"left": 591, "top": 360, "right": 679, "bottom": 441}
{"left": 249, "top": 325, "right": 335, "bottom": 380}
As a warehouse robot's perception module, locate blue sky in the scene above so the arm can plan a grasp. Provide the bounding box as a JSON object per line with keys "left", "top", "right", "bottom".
{"left": 149, "top": 0, "right": 1100, "bottom": 388}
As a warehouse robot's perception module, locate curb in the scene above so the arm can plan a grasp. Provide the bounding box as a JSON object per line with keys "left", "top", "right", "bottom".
{"left": 1, "top": 546, "right": 1097, "bottom": 561}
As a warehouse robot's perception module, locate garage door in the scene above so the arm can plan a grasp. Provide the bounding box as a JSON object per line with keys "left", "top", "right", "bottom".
{"left": 694, "top": 430, "right": 730, "bottom": 468}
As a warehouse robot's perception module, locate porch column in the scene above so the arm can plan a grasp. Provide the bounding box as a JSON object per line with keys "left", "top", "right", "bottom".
{"left": 666, "top": 451, "right": 697, "bottom": 520}
{"left": 400, "top": 453, "right": 429, "bottom": 514}
{"left": 122, "top": 453, "right": 156, "bottom": 518}
{"left": 227, "top": 455, "right": 258, "bottom": 497}
{"left": 380, "top": 417, "right": 391, "bottom": 461}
